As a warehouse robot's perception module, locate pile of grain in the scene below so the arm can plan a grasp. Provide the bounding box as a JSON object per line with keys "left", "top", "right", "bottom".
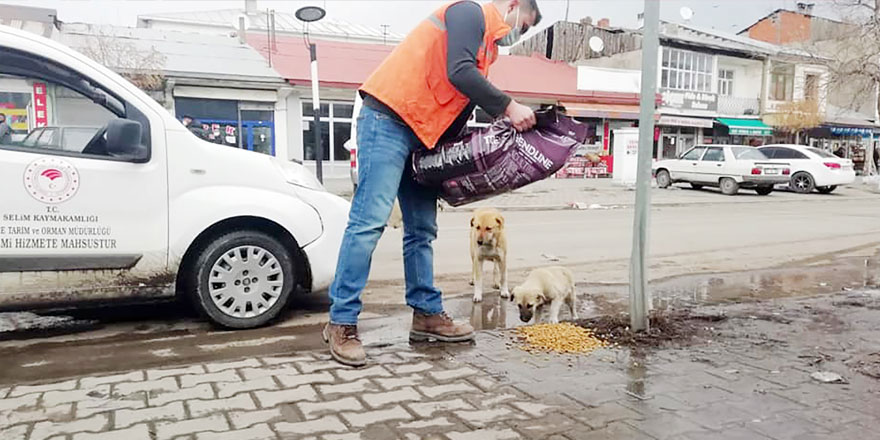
{"left": 515, "top": 322, "right": 609, "bottom": 354}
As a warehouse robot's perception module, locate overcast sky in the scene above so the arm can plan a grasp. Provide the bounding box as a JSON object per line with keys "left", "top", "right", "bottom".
{"left": 0, "top": 0, "right": 841, "bottom": 37}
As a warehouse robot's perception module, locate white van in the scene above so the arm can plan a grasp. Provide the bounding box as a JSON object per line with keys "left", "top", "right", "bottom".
{"left": 0, "top": 26, "right": 349, "bottom": 328}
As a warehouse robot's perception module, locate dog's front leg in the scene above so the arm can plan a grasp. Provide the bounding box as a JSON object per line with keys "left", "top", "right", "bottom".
{"left": 548, "top": 298, "right": 563, "bottom": 324}
{"left": 498, "top": 258, "right": 510, "bottom": 299}
{"left": 472, "top": 259, "right": 483, "bottom": 302}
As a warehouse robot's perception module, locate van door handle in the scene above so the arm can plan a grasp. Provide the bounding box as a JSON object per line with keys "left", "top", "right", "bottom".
{"left": 716, "top": 164, "right": 722, "bottom": 167}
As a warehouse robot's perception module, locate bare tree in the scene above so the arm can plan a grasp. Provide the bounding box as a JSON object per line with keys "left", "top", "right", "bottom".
{"left": 78, "top": 30, "right": 166, "bottom": 91}
{"left": 773, "top": 100, "right": 824, "bottom": 144}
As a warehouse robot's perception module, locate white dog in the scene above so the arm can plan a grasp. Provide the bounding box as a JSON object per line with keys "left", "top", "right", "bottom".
{"left": 511, "top": 266, "right": 578, "bottom": 324}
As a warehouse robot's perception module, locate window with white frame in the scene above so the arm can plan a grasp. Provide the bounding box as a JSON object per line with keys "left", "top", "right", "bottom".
{"left": 770, "top": 63, "right": 795, "bottom": 101}
{"left": 302, "top": 100, "right": 354, "bottom": 162}
{"left": 661, "top": 48, "right": 714, "bottom": 93}
{"left": 718, "top": 69, "right": 734, "bottom": 96}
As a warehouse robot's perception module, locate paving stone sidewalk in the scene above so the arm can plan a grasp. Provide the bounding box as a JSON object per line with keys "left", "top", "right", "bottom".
{"left": 1, "top": 289, "right": 879, "bottom": 440}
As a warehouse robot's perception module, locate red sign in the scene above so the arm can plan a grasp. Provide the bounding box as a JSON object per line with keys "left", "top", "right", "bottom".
{"left": 32, "top": 82, "right": 48, "bottom": 128}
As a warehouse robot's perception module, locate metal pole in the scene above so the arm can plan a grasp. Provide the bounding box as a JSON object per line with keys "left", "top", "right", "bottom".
{"left": 629, "top": 0, "right": 660, "bottom": 332}
{"left": 310, "top": 42, "right": 324, "bottom": 183}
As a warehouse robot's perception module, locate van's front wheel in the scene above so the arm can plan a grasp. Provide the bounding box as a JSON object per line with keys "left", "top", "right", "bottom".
{"left": 189, "top": 230, "right": 296, "bottom": 329}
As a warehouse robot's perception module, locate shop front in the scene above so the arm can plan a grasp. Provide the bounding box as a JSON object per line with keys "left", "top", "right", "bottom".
{"left": 710, "top": 117, "right": 773, "bottom": 146}
{"left": 174, "top": 96, "right": 276, "bottom": 155}
{"left": 561, "top": 102, "right": 641, "bottom": 178}
{"left": 0, "top": 77, "right": 35, "bottom": 141}
{"left": 657, "top": 115, "right": 713, "bottom": 159}
{"left": 807, "top": 125, "right": 878, "bottom": 174}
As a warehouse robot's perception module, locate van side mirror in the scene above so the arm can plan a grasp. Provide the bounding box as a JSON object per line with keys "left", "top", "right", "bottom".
{"left": 106, "top": 118, "right": 148, "bottom": 162}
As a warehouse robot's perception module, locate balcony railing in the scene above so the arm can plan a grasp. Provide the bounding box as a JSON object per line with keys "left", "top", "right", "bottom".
{"left": 717, "top": 96, "right": 761, "bottom": 116}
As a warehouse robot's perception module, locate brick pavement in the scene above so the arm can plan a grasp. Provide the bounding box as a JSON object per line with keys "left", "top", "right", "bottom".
{"left": 1, "top": 290, "right": 879, "bottom": 439}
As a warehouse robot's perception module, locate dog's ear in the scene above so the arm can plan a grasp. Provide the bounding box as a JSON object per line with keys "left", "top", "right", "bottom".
{"left": 537, "top": 293, "right": 548, "bottom": 304}
{"left": 470, "top": 217, "right": 475, "bottom": 227}
{"left": 495, "top": 215, "right": 504, "bottom": 228}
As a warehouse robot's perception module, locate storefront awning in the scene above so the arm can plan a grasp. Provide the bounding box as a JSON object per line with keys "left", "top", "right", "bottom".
{"left": 827, "top": 126, "right": 874, "bottom": 137}
{"left": 561, "top": 102, "right": 641, "bottom": 120}
{"left": 716, "top": 118, "right": 773, "bottom": 136}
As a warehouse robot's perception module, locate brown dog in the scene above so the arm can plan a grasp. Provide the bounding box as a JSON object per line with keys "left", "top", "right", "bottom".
{"left": 469, "top": 208, "right": 509, "bottom": 302}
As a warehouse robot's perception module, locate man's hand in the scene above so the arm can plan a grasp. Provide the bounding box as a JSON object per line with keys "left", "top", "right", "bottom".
{"left": 505, "top": 100, "right": 537, "bottom": 132}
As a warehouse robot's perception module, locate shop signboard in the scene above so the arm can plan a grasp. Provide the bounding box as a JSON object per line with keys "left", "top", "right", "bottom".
{"left": 661, "top": 89, "right": 718, "bottom": 112}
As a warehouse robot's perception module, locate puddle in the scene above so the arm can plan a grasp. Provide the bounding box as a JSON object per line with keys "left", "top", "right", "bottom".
{"left": 578, "top": 256, "right": 880, "bottom": 314}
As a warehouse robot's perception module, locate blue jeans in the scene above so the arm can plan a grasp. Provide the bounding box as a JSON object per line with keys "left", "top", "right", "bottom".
{"left": 329, "top": 105, "right": 444, "bottom": 325}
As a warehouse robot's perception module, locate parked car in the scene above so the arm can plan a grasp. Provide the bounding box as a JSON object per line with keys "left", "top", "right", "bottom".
{"left": 0, "top": 25, "right": 349, "bottom": 329}
{"left": 758, "top": 144, "right": 855, "bottom": 194}
{"left": 20, "top": 126, "right": 100, "bottom": 153}
{"left": 653, "top": 145, "right": 791, "bottom": 195}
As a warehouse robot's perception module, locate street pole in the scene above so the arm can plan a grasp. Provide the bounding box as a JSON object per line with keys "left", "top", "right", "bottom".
{"left": 309, "top": 43, "right": 323, "bottom": 183}
{"left": 629, "top": 0, "right": 660, "bottom": 332}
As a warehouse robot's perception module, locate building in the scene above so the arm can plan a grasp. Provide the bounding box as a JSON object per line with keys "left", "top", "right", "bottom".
{"left": 513, "top": 18, "right": 830, "bottom": 158}
{"left": 55, "top": 23, "right": 301, "bottom": 158}
{"left": 137, "top": 0, "right": 405, "bottom": 45}
{"left": 740, "top": 4, "right": 878, "bottom": 171}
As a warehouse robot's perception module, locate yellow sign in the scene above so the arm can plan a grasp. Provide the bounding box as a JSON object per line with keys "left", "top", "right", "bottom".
{"left": 3, "top": 108, "right": 28, "bottom": 131}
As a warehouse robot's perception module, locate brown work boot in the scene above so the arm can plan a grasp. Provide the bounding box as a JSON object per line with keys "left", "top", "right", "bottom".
{"left": 322, "top": 323, "right": 366, "bottom": 367}
{"left": 410, "top": 311, "right": 475, "bottom": 342}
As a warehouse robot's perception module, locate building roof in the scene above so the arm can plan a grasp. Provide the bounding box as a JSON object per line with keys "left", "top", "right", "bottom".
{"left": 250, "top": 35, "right": 641, "bottom": 104}
{"left": 57, "top": 23, "right": 283, "bottom": 83}
{"left": 737, "top": 8, "right": 845, "bottom": 35}
{"left": 660, "top": 21, "right": 819, "bottom": 59}
{"left": 139, "top": 9, "right": 405, "bottom": 44}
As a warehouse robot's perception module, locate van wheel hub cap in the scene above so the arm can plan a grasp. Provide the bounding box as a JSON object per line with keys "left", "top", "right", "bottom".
{"left": 208, "top": 245, "right": 284, "bottom": 318}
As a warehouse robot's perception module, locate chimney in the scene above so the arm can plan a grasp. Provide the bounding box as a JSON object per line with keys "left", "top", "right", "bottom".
{"left": 245, "top": 0, "right": 258, "bottom": 15}
{"left": 597, "top": 18, "right": 610, "bottom": 28}
{"left": 637, "top": 12, "right": 644, "bottom": 28}
{"left": 580, "top": 16, "right": 593, "bottom": 27}
{"left": 238, "top": 15, "right": 246, "bottom": 44}
{"left": 796, "top": 2, "right": 815, "bottom": 14}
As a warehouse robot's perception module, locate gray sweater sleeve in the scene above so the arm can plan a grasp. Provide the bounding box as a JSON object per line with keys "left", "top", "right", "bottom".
{"left": 445, "top": 2, "right": 511, "bottom": 118}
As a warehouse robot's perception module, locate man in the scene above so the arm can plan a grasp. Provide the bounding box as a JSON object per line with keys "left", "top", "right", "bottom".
{"left": 181, "top": 114, "right": 209, "bottom": 141}
{"left": 0, "top": 113, "right": 12, "bottom": 144}
{"left": 323, "top": 0, "right": 541, "bottom": 366}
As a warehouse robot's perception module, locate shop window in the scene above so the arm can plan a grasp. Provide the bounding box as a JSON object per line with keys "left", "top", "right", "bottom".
{"left": 175, "top": 97, "right": 275, "bottom": 155}
{"left": 302, "top": 99, "right": 352, "bottom": 162}
{"left": 661, "top": 48, "right": 713, "bottom": 93}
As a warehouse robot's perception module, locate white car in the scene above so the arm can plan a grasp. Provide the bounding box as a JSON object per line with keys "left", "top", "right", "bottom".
{"left": 654, "top": 145, "right": 791, "bottom": 195}
{"left": 758, "top": 144, "right": 856, "bottom": 194}
{"left": 0, "top": 25, "right": 349, "bottom": 329}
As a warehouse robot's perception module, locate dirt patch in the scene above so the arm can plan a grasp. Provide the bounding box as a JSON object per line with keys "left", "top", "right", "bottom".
{"left": 847, "top": 352, "right": 880, "bottom": 379}
{"left": 574, "top": 310, "right": 726, "bottom": 348}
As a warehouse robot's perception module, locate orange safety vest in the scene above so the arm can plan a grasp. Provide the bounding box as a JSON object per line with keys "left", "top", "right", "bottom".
{"left": 360, "top": 1, "right": 512, "bottom": 149}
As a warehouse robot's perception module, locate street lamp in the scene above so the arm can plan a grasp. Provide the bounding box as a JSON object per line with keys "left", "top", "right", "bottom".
{"left": 296, "top": 5, "right": 327, "bottom": 183}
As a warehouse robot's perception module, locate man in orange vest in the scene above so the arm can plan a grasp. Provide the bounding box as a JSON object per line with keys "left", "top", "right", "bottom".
{"left": 323, "top": 0, "right": 542, "bottom": 366}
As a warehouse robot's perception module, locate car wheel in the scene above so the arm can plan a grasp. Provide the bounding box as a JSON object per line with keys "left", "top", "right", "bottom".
{"left": 720, "top": 178, "right": 739, "bottom": 195}
{"left": 791, "top": 172, "right": 815, "bottom": 194}
{"left": 188, "top": 230, "right": 297, "bottom": 329}
{"left": 755, "top": 186, "right": 773, "bottom": 196}
{"left": 690, "top": 183, "right": 703, "bottom": 190}
{"left": 817, "top": 185, "right": 837, "bottom": 194}
{"left": 656, "top": 170, "right": 671, "bottom": 188}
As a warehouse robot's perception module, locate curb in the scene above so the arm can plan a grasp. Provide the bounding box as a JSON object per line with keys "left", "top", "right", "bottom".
{"left": 442, "top": 194, "right": 876, "bottom": 213}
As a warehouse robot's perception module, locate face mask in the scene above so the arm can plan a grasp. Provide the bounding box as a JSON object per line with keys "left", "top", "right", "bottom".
{"left": 497, "top": 6, "right": 522, "bottom": 47}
